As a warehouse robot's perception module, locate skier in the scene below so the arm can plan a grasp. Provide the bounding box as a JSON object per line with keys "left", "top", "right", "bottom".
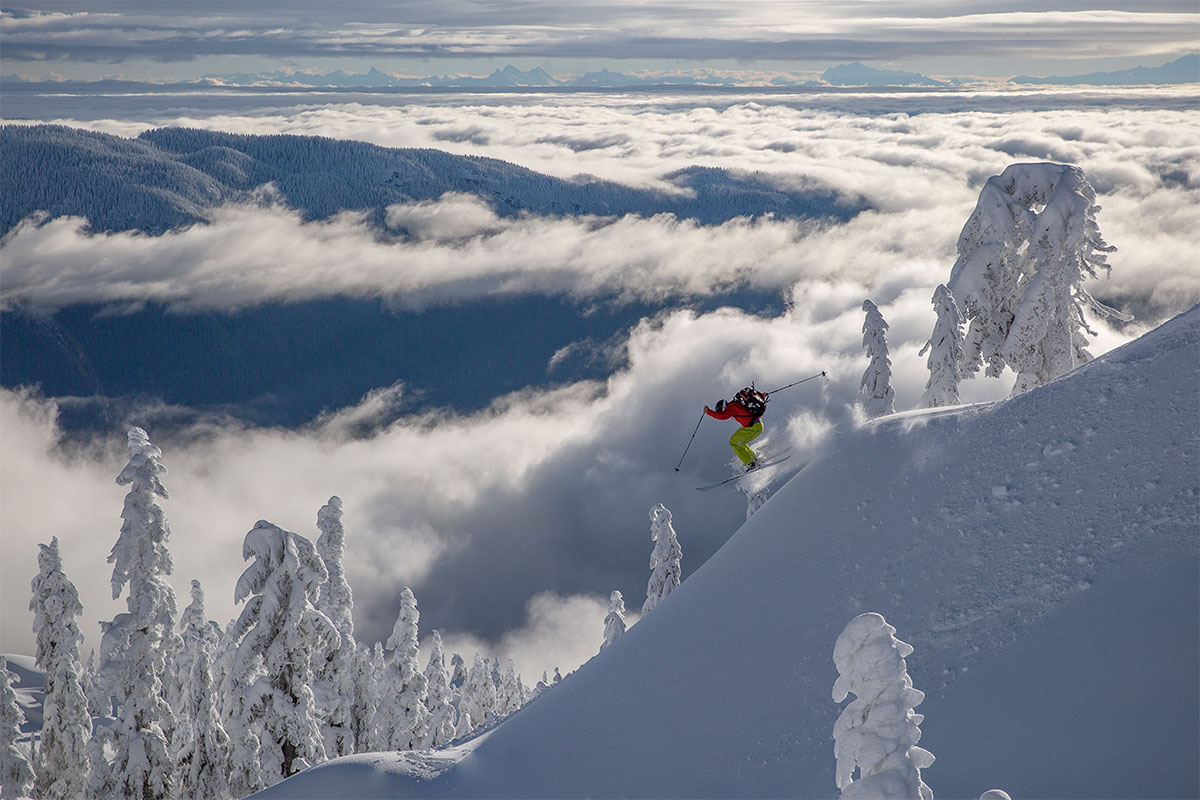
{"left": 705, "top": 386, "right": 769, "bottom": 470}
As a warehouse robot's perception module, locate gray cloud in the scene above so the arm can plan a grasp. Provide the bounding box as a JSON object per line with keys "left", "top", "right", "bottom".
{"left": 1, "top": 3, "right": 1194, "bottom": 65}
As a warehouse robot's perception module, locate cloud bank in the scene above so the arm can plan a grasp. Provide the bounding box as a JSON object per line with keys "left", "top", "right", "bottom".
{"left": 4, "top": 90, "right": 1197, "bottom": 319}
{"left": 2, "top": 2, "right": 1195, "bottom": 66}
{"left": 2, "top": 86, "right": 1197, "bottom": 681}
{"left": 0, "top": 288, "right": 1147, "bottom": 680}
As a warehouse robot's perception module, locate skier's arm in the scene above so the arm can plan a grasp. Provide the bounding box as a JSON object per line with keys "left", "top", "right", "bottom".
{"left": 704, "top": 400, "right": 733, "bottom": 420}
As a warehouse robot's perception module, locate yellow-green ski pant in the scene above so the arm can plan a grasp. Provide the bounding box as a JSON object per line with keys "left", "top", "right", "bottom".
{"left": 729, "top": 421, "right": 763, "bottom": 466}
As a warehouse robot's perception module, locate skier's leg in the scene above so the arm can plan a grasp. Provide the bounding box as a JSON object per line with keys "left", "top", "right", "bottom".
{"left": 728, "top": 421, "right": 764, "bottom": 466}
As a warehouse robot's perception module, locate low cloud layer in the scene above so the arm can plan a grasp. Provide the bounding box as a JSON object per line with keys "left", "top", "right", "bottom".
{"left": 4, "top": 90, "right": 1198, "bottom": 319}
{"left": 2, "top": 86, "right": 1197, "bottom": 680}
{"left": 0, "top": 289, "right": 1148, "bottom": 679}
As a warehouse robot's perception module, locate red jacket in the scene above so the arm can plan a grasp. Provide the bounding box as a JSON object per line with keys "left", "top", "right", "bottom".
{"left": 705, "top": 400, "right": 760, "bottom": 427}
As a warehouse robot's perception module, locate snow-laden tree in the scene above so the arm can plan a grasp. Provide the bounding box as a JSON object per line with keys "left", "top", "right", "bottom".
{"left": 859, "top": 300, "right": 896, "bottom": 417}
{"left": 422, "top": 630, "right": 457, "bottom": 749}
{"left": 495, "top": 660, "right": 526, "bottom": 719}
{"left": 313, "top": 496, "right": 357, "bottom": 758}
{"left": 104, "top": 427, "right": 181, "bottom": 800}
{"left": 458, "top": 654, "right": 497, "bottom": 733}
{"left": 0, "top": 658, "right": 34, "bottom": 800}
{"left": 643, "top": 503, "right": 682, "bottom": 615}
{"left": 832, "top": 613, "right": 934, "bottom": 800}
{"left": 174, "top": 638, "right": 232, "bottom": 800}
{"left": 449, "top": 653, "right": 467, "bottom": 690}
{"left": 212, "top": 617, "right": 264, "bottom": 798}
{"left": 83, "top": 649, "right": 107, "bottom": 718}
{"left": 919, "top": 284, "right": 966, "bottom": 408}
{"left": 226, "top": 716, "right": 264, "bottom": 800}
{"left": 454, "top": 708, "right": 473, "bottom": 740}
{"left": 350, "top": 642, "right": 379, "bottom": 754}
{"left": 600, "top": 590, "right": 627, "bottom": 652}
{"left": 29, "top": 537, "right": 91, "bottom": 800}
{"left": 947, "top": 162, "right": 1127, "bottom": 394}
{"left": 175, "top": 580, "right": 221, "bottom": 735}
{"left": 87, "top": 613, "right": 134, "bottom": 800}
{"left": 376, "top": 587, "right": 430, "bottom": 751}
{"left": 364, "top": 643, "right": 387, "bottom": 750}
{"left": 231, "top": 520, "right": 337, "bottom": 782}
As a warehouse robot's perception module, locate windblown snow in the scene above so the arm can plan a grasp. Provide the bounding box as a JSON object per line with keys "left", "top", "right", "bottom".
{"left": 256, "top": 307, "right": 1198, "bottom": 799}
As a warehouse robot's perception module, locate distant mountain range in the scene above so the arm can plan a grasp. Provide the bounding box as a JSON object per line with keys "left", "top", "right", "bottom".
{"left": 0, "top": 63, "right": 935, "bottom": 90}
{"left": 1012, "top": 54, "right": 1198, "bottom": 86}
{"left": 5, "top": 57, "right": 1196, "bottom": 90}
{"left": 0, "top": 64, "right": 785, "bottom": 90}
{"left": 821, "top": 62, "right": 948, "bottom": 87}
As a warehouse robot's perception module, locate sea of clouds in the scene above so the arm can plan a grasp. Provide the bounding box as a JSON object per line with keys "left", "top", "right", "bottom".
{"left": 2, "top": 86, "right": 1197, "bottom": 681}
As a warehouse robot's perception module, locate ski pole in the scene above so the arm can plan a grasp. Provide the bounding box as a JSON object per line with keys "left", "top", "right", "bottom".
{"left": 765, "top": 371, "right": 826, "bottom": 395}
{"left": 674, "top": 410, "right": 707, "bottom": 472}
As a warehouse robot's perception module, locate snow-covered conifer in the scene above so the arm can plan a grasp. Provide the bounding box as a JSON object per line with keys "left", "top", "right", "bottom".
{"left": 29, "top": 536, "right": 91, "bottom": 800}
{"left": 0, "top": 658, "right": 34, "bottom": 800}
{"left": 348, "top": 642, "right": 378, "bottom": 754}
{"left": 832, "top": 613, "right": 934, "bottom": 800}
{"left": 172, "top": 580, "right": 230, "bottom": 799}
{"left": 376, "top": 588, "right": 429, "bottom": 751}
{"left": 104, "top": 428, "right": 181, "bottom": 800}
{"left": 422, "top": 631, "right": 457, "bottom": 749}
{"left": 231, "top": 520, "right": 337, "bottom": 782}
{"left": 449, "top": 653, "right": 467, "bottom": 690}
{"left": 459, "top": 654, "right": 497, "bottom": 732}
{"left": 87, "top": 613, "right": 135, "bottom": 800}
{"left": 919, "top": 284, "right": 966, "bottom": 408}
{"left": 495, "top": 660, "right": 526, "bottom": 718}
{"left": 174, "top": 643, "right": 231, "bottom": 800}
{"left": 227, "top": 724, "right": 263, "bottom": 799}
{"left": 454, "top": 710, "right": 473, "bottom": 740}
{"left": 947, "top": 162, "right": 1126, "bottom": 394}
{"left": 363, "top": 642, "right": 387, "bottom": 750}
{"left": 643, "top": 503, "right": 682, "bottom": 615}
{"left": 600, "top": 590, "right": 627, "bottom": 652}
{"left": 175, "top": 580, "right": 221, "bottom": 734}
{"left": 313, "top": 496, "right": 357, "bottom": 758}
{"left": 219, "top": 599, "right": 264, "bottom": 797}
{"left": 83, "top": 649, "right": 107, "bottom": 718}
{"left": 859, "top": 300, "right": 896, "bottom": 417}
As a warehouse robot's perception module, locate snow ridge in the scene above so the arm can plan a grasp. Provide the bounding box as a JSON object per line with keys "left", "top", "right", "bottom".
{"left": 257, "top": 307, "right": 1198, "bottom": 799}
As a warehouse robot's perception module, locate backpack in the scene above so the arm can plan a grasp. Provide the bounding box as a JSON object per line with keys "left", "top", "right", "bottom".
{"left": 736, "top": 387, "right": 768, "bottom": 423}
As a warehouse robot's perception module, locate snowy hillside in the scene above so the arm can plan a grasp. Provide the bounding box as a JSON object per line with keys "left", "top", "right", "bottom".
{"left": 257, "top": 306, "right": 1199, "bottom": 799}
{"left": 0, "top": 125, "right": 859, "bottom": 236}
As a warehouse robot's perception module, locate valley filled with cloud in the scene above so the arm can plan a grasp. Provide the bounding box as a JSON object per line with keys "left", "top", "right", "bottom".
{"left": 2, "top": 84, "right": 1197, "bottom": 681}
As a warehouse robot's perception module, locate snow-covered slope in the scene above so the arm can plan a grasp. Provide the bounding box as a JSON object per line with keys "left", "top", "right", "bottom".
{"left": 0, "top": 125, "right": 859, "bottom": 236}
{"left": 258, "top": 307, "right": 1199, "bottom": 799}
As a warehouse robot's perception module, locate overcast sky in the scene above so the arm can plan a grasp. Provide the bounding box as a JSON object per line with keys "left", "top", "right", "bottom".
{"left": 2, "top": 1, "right": 1197, "bottom": 81}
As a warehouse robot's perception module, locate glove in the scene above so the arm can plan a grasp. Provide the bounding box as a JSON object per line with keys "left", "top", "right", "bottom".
{"left": 715, "top": 399, "right": 726, "bottom": 412}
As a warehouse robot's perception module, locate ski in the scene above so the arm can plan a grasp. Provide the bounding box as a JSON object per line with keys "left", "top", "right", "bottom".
{"left": 695, "top": 454, "right": 791, "bottom": 491}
